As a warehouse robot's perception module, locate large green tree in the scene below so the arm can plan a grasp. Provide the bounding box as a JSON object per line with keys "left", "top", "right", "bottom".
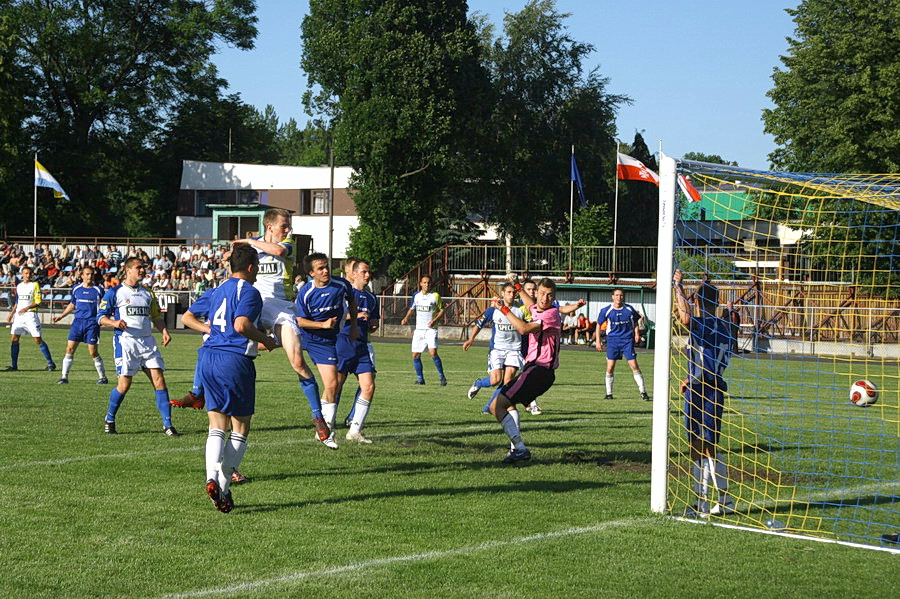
{"left": 3, "top": 0, "right": 258, "bottom": 236}
{"left": 479, "top": 0, "right": 626, "bottom": 244}
{"left": 301, "top": 0, "right": 492, "bottom": 277}
{"left": 763, "top": 0, "right": 899, "bottom": 172}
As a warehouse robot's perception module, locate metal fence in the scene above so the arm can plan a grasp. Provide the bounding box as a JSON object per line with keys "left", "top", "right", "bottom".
{"left": 445, "top": 245, "right": 658, "bottom": 278}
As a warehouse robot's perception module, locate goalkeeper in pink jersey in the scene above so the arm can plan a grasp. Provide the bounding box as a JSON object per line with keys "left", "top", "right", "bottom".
{"left": 486, "top": 278, "right": 562, "bottom": 463}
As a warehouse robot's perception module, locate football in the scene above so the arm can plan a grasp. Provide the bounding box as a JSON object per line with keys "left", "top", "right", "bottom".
{"left": 849, "top": 380, "right": 878, "bottom": 407}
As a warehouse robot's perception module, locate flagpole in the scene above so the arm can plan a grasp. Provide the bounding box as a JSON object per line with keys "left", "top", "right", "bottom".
{"left": 568, "top": 144, "right": 574, "bottom": 273}
{"left": 613, "top": 142, "right": 619, "bottom": 275}
{"left": 33, "top": 152, "right": 38, "bottom": 239}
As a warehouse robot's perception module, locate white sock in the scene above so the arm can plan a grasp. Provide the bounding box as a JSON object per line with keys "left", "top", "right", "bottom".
{"left": 633, "top": 371, "right": 645, "bottom": 393}
{"left": 510, "top": 409, "right": 521, "bottom": 449}
{"left": 61, "top": 355, "right": 74, "bottom": 378}
{"left": 605, "top": 373, "right": 614, "bottom": 395}
{"left": 321, "top": 401, "right": 337, "bottom": 431}
{"left": 500, "top": 411, "right": 525, "bottom": 450}
{"left": 714, "top": 458, "right": 730, "bottom": 501}
{"left": 349, "top": 398, "right": 371, "bottom": 434}
{"left": 93, "top": 356, "right": 106, "bottom": 378}
{"left": 205, "top": 429, "right": 226, "bottom": 482}
{"left": 222, "top": 432, "right": 248, "bottom": 494}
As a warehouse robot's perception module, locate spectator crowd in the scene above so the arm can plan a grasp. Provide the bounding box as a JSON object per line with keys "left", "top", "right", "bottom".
{"left": 0, "top": 241, "right": 233, "bottom": 301}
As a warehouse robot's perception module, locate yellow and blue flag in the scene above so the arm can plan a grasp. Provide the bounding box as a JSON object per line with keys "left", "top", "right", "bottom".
{"left": 34, "top": 160, "right": 70, "bottom": 201}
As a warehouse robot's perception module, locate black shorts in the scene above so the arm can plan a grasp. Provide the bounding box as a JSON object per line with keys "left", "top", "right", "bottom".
{"left": 501, "top": 362, "right": 555, "bottom": 407}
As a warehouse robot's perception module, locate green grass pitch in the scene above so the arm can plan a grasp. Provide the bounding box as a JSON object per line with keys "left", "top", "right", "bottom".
{"left": 0, "top": 327, "right": 896, "bottom": 598}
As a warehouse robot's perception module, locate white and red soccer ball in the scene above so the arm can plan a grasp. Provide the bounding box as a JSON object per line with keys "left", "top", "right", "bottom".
{"left": 849, "top": 380, "right": 878, "bottom": 407}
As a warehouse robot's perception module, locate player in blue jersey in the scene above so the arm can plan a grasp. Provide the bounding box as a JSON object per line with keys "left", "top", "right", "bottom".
{"left": 295, "top": 252, "right": 358, "bottom": 449}
{"left": 400, "top": 275, "right": 447, "bottom": 385}
{"left": 52, "top": 266, "right": 108, "bottom": 384}
{"left": 594, "top": 288, "right": 649, "bottom": 401}
{"left": 674, "top": 270, "right": 734, "bottom": 516}
{"left": 97, "top": 257, "right": 177, "bottom": 436}
{"left": 181, "top": 244, "right": 276, "bottom": 513}
{"left": 335, "top": 258, "right": 379, "bottom": 443}
{"left": 464, "top": 282, "right": 524, "bottom": 404}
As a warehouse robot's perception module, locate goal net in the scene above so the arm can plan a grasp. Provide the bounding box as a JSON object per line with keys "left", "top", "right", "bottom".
{"left": 652, "top": 155, "right": 898, "bottom": 550}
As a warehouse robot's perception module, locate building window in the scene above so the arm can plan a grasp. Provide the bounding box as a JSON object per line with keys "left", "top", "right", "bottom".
{"left": 195, "top": 190, "right": 230, "bottom": 217}
{"left": 312, "top": 190, "right": 330, "bottom": 214}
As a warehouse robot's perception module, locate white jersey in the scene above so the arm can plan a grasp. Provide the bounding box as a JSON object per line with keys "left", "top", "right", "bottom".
{"left": 410, "top": 291, "right": 443, "bottom": 330}
{"left": 475, "top": 305, "right": 523, "bottom": 351}
{"left": 98, "top": 284, "right": 160, "bottom": 338}
{"left": 253, "top": 236, "right": 295, "bottom": 301}
{"left": 14, "top": 281, "right": 42, "bottom": 313}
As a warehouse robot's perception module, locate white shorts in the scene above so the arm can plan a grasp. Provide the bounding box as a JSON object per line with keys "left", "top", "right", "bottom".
{"left": 114, "top": 335, "right": 165, "bottom": 377}
{"left": 10, "top": 312, "right": 42, "bottom": 338}
{"left": 411, "top": 328, "right": 438, "bottom": 353}
{"left": 260, "top": 298, "right": 301, "bottom": 339}
{"left": 488, "top": 348, "right": 524, "bottom": 372}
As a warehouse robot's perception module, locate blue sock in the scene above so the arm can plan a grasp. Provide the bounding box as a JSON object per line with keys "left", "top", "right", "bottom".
{"left": 191, "top": 362, "right": 203, "bottom": 397}
{"left": 483, "top": 386, "right": 503, "bottom": 413}
{"left": 155, "top": 389, "right": 173, "bottom": 428}
{"left": 475, "top": 376, "right": 492, "bottom": 388}
{"left": 299, "top": 376, "right": 322, "bottom": 419}
{"left": 413, "top": 357, "right": 424, "bottom": 382}
{"left": 39, "top": 341, "right": 53, "bottom": 365}
{"left": 106, "top": 388, "right": 126, "bottom": 422}
{"left": 433, "top": 356, "right": 445, "bottom": 379}
{"left": 10, "top": 343, "right": 19, "bottom": 368}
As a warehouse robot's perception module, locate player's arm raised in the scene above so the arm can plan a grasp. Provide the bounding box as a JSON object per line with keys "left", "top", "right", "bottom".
{"left": 673, "top": 269, "right": 692, "bottom": 326}
{"left": 559, "top": 299, "right": 586, "bottom": 315}
{"left": 231, "top": 237, "right": 287, "bottom": 257}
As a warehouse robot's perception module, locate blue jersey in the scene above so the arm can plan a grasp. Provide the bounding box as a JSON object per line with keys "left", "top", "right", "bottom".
{"left": 188, "top": 277, "right": 263, "bottom": 357}
{"left": 342, "top": 287, "right": 379, "bottom": 344}
{"left": 596, "top": 303, "right": 640, "bottom": 341}
{"left": 687, "top": 316, "right": 732, "bottom": 384}
{"left": 296, "top": 276, "right": 354, "bottom": 340}
{"left": 70, "top": 283, "right": 104, "bottom": 320}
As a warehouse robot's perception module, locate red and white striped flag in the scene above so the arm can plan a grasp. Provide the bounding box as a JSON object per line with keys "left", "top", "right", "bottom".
{"left": 616, "top": 153, "right": 659, "bottom": 185}
{"left": 677, "top": 173, "right": 703, "bottom": 202}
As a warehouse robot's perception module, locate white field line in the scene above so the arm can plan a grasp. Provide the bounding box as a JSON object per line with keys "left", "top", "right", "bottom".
{"left": 1, "top": 416, "right": 650, "bottom": 471}
{"left": 673, "top": 517, "right": 900, "bottom": 555}
{"left": 161, "top": 518, "right": 651, "bottom": 599}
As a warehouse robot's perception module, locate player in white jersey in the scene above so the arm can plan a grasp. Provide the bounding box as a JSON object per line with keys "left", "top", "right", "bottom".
{"left": 218, "top": 208, "right": 330, "bottom": 445}
{"left": 400, "top": 275, "right": 447, "bottom": 385}
{"left": 464, "top": 282, "right": 524, "bottom": 401}
{"left": 4, "top": 266, "right": 56, "bottom": 371}
{"left": 98, "top": 257, "right": 177, "bottom": 436}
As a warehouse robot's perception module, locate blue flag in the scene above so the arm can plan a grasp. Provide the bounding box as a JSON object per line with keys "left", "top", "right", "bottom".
{"left": 571, "top": 154, "right": 587, "bottom": 207}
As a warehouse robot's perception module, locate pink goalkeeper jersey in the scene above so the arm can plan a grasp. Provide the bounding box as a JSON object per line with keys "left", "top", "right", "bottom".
{"left": 524, "top": 305, "right": 561, "bottom": 369}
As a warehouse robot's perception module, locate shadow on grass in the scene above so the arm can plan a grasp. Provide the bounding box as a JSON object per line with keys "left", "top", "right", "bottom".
{"left": 235, "top": 478, "right": 612, "bottom": 514}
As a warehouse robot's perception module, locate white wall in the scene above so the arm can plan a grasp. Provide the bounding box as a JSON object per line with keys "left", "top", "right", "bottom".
{"left": 175, "top": 216, "right": 213, "bottom": 240}
{"left": 292, "top": 214, "right": 359, "bottom": 260}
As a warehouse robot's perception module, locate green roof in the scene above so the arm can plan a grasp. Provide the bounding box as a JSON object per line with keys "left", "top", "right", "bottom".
{"left": 681, "top": 191, "right": 753, "bottom": 221}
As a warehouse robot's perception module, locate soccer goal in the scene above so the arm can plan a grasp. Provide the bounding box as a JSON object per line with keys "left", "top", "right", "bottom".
{"left": 651, "top": 153, "right": 899, "bottom": 551}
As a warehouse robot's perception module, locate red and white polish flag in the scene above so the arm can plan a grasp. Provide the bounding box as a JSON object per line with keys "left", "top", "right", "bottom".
{"left": 677, "top": 173, "right": 703, "bottom": 202}
{"left": 616, "top": 153, "right": 659, "bottom": 185}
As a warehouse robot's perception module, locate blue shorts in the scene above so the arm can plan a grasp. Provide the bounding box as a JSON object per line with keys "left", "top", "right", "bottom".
{"left": 303, "top": 333, "right": 339, "bottom": 366}
{"left": 197, "top": 348, "right": 256, "bottom": 417}
{"left": 336, "top": 334, "right": 376, "bottom": 375}
{"left": 684, "top": 379, "right": 726, "bottom": 446}
{"left": 68, "top": 318, "right": 100, "bottom": 345}
{"left": 606, "top": 337, "right": 636, "bottom": 361}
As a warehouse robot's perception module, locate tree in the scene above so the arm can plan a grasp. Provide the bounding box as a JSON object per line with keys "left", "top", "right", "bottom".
{"left": 479, "top": 0, "right": 627, "bottom": 244}
{"left": 614, "top": 131, "right": 658, "bottom": 247}
{"left": 3, "top": 0, "right": 258, "bottom": 235}
{"left": 277, "top": 120, "right": 330, "bottom": 167}
{"left": 682, "top": 151, "right": 738, "bottom": 166}
{"left": 763, "top": 0, "right": 899, "bottom": 172}
{"left": 301, "top": 0, "right": 492, "bottom": 277}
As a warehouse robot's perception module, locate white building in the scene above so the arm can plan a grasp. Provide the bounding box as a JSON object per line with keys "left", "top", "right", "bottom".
{"left": 177, "top": 160, "right": 357, "bottom": 259}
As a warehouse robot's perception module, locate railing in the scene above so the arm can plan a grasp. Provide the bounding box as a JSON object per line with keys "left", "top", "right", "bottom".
{"left": 0, "top": 287, "right": 198, "bottom": 318}
{"left": 444, "top": 245, "right": 658, "bottom": 278}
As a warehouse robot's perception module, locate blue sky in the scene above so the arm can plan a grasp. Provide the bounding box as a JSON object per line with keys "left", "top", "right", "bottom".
{"left": 212, "top": 1, "right": 798, "bottom": 169}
